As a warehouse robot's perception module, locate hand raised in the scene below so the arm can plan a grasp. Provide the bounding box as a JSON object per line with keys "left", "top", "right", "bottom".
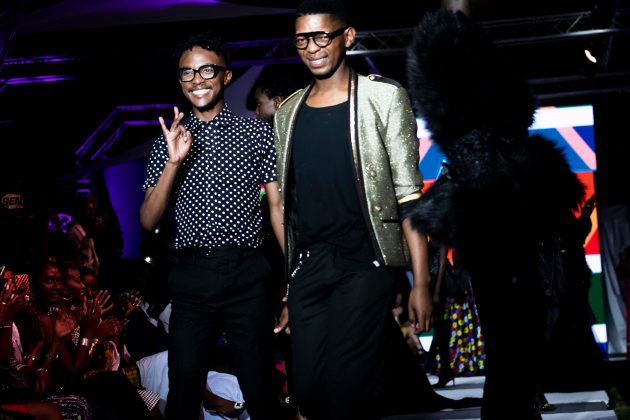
{"left": 96, "top": 316, "right": 123, "bottom": 339}
{"left": 116, "top": 289, "right": 142, "bottom": 318}
{"left": 54, "top": 308, "right": 79, "bottom": 339}
{"left": 159, "top": 106, "right": 193, "bottom": 164}
{"left": 81, "top": 296, "right": 103, "bottom": 332}
{"left": 93, "top": 289, "right": 113, "bottom": 314}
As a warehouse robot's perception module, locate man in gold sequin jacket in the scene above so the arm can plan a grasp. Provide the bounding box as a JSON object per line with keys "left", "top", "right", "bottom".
{"left": 269, "top": 2, "right": 433, "bottom": 417}
{"left": 274, "top": 70, "right": 424, "bottom": 271}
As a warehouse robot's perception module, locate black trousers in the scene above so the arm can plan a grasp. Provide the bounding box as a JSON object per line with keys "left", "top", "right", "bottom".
{"left": 472, "top": 271, "right": 546, "bottom": 420}
{"left": 165, "top": 246, "right": 276, "bottom": 420}
{"left": 288, "top": 244, "right": 394, "bottom": 420}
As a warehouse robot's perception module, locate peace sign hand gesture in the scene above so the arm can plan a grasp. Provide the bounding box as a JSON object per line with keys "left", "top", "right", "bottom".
{"left": 159, "top": 106, "right": 193, "bottom": 165}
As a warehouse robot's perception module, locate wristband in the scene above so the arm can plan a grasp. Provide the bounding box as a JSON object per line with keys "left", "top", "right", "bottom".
{"left": 45, "top": 353, "right": 59, "bottom": 361}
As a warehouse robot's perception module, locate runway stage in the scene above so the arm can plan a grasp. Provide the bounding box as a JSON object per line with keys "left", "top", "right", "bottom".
{"left": 384, "top": 375, "right": 616, "bottom": 420}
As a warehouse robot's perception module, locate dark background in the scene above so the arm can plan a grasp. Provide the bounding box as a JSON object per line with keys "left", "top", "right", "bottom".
{"left": 1, "top": 0, "right": 629, "bottom": 210}
{"left": 2, "top": 1, "right": 629, "bottom": 408}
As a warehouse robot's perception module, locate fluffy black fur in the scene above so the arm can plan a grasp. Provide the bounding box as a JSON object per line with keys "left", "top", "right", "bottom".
{"left": 407, "top": 10, "right": 535, "bottom": 147}
{"left": 406, "top": 10, "right": 584, "bottom": 275}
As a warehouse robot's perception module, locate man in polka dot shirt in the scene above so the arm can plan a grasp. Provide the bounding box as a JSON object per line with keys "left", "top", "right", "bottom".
{"left": 140, "top": 33, "right": 284, "bottom": 420}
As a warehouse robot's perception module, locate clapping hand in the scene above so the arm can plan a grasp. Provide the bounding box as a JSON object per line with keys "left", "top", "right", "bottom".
{"left": 91, "top": 289, "right": 114, "bottom": 315}
{"left": 119, "top": 290, "right": 143, "bottom": 318}
{"left": 81, "top": 290, "right": 112, "bottom": 332}
{"left": 0, "top": 277, "right": 30, "bottom": 324}
{"left": 53, "top": 308, "right": 80, "bottom": 339}
{"left": 96, "top": 316, "right": 124, "bottom": 339}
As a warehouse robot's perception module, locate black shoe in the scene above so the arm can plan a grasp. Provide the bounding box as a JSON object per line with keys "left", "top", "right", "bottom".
{"left": 534, "top": 387, "right": 556, "bottom": 412}
{"left": 432, "top": 370, "right": 456, "bottom": 388}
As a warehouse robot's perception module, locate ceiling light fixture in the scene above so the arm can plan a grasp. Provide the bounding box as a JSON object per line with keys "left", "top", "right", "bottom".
{"left": 584, "top": 49, "right": 598, "bottom": 64}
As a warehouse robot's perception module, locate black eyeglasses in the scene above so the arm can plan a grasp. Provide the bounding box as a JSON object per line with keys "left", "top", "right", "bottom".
{"left": 293, "top": 26, "right": 348, "bottom": 50}
{"left": 178, "top": 64, "right": 228, "bottom": 82}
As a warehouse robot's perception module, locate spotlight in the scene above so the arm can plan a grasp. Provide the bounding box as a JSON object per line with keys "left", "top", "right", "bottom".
{"left": 584, "top": 49, "right": 598, "bottom": 64}
{"left": 580, "top": 41, "right": 605, "bottom": 78}
{"left": 144, "top": 256, "right": 153, "bottom": 264}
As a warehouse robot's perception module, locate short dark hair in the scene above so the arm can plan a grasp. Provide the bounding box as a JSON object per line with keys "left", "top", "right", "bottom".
{"left": 60, "top": 260, "right": 80, "bottom": 277}
{"left": 78, "top": 265, "right": 97, "bottom": 278}
{"left": 296, "top": 0, "right": 347, "bottom": 24}
{"left": 256, "top": 77, "right": 298, "bottom": 101}
{"left": 174, "top": 32, "right": 229, "bottom": 65}
{"left": 246, "top": 67, "right": 303, "bottom": 111}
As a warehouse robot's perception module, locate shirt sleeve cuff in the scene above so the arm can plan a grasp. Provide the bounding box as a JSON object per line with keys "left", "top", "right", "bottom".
{"left": 397, "top": 192, "right": 422, "bottom": 205}
{"left": 398, "top": 192, "right": 422, "bottom": 220}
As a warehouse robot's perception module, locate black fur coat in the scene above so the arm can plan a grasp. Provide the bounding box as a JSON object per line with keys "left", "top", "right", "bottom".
{"left": 406, "top": 10, "right": 584, "bottom": 277}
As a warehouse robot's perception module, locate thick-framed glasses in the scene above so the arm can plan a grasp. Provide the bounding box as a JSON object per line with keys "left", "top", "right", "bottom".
{"left": 293, "top": 26, "right": 348, "bottom": 50}
{"left": 178, "top": 64, "right": 228, "bottom": 82}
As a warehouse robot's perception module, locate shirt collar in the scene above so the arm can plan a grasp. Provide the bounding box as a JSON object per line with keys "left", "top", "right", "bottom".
{"left": 189, "top": 105, "right": 235, "bottom": 128}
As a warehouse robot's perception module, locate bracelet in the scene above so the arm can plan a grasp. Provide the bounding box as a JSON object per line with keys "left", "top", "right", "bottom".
{"left": 89, "top": 338, "right": 100, "bottom": 356}
{"left": 80, "top": 337, "right": 90, "bottom": 347}
{"left": 45, "top": 353, "right": 59, "bottom": 361}
{"left": 25, "top": 354, "right": 38, "bottom": 362}
{"left": 0, "top": 324, "right": 12, "bottom": 329}
{"left": 36, "top": 367, "right": 49, "bottom": 374}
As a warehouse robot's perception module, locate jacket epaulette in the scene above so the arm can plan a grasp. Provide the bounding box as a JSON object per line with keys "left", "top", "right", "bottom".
{"left": 367, "top": 74, "right": 402, "bottom": 88}
{"left": 278, "top": 88, "right": 304, "bottom": 108}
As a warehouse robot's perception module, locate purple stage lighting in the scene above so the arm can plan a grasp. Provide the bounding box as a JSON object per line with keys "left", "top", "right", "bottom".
{"left": 3, "top": 75, "right": 78, "bottom": 85}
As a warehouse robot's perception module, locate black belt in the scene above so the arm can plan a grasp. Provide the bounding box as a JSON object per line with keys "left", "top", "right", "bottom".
{"left": 176, "top": 245, "right": 252, "bottom": 259}
{"left": 176, "top": 246, "right": 217, "bottom": 258}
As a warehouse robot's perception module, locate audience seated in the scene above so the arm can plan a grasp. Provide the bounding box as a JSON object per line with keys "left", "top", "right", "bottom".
{"left": 0, "top": 262, "right": 92, "bottom": 419}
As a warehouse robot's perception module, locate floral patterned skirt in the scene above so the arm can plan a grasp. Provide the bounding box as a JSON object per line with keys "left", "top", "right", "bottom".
{"left": 434, "top": 290, "right": 486, "bottom": 376}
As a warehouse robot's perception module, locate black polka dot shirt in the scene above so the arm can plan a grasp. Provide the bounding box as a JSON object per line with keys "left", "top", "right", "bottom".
{"left": 142, "top": 106, "right": 277, "bottom": 251}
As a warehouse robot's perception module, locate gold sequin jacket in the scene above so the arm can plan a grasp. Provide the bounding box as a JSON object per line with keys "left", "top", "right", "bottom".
{"left": 273, "top": 70, "right": 423, "bottom": 270}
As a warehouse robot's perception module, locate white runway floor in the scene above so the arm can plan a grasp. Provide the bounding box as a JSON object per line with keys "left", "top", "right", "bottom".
{"left": 384, "top": 375, "right": 616, "bottom": 419}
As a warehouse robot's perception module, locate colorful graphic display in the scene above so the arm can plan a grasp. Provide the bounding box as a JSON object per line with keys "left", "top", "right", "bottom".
{"left": 417, "top": 105, "right": 599, "bottom": 273}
